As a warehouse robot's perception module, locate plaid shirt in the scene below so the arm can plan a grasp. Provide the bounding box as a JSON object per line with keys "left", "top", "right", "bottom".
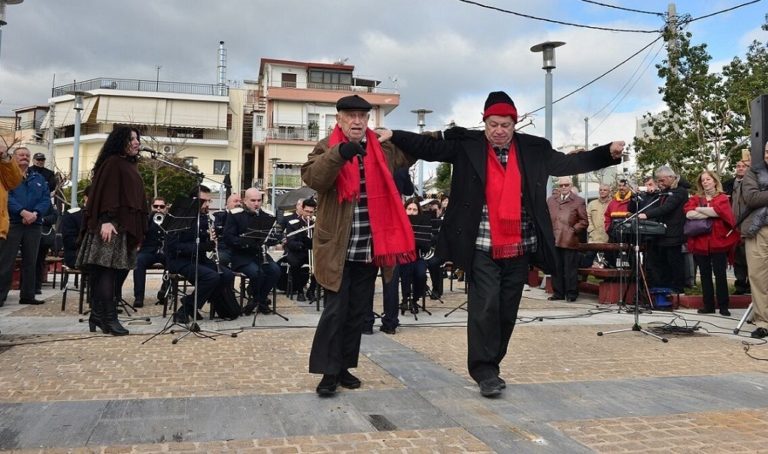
{"left": 346, "top": 156, "right": 373, "bottom": 262}
{"left": 474, "top": 145, "right": 538, "bottom": 255}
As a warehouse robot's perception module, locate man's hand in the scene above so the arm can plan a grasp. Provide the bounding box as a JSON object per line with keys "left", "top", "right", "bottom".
{"left": 609, "top": 141, "right": 626, "bottom": 159}
{"left": 375, "top": 127, "right": 392, "bottom": 142}
{"left": 20, "top": 210, "right": 37, "bottom": 225}
{"left": 339, "top": 141, "right": 366, "bottom": 160}
{"left": 638, "top": 213, "right": 648, "bottom": 220}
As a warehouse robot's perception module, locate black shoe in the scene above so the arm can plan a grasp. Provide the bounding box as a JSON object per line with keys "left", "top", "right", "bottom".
{"left": 478, "top": 378, "right": 502, "bottom": 397}
{"left": 496, "top": 377, "right": 506, "bottom": 389}
{"left": 547, "top": 295, "right": 564, "bottom": 301}
{"left": 697, "top": 308, "right": 715, "bottom": 314}
{"left": 242, "top": 302, "right": 256, "bottom": 316}
{"left": 362, "top": 326, "right": 374, "bottom": 335}
{"left": 566, "top": 296, "right": 578, "bottom": 302}
{"left": 35, "top": 289, "right": 42, "bottom": 295}
{"left": 19, "top": 298, "right": 45, "bottom": 305}
{"left": 257, "top": 305, "right": 271, "bottom": 314}
{"left": 339, "top": 370, "right": 361, "bottom": 389}
{"left": 429, "top": 292, "right": 441, "bottom": 300}
{"left": 316, "top": 374, "right": 338, "bottom": 396}
{"left": 133, "top": 298, "right": 144, "bottom": 308}
{"left": 751, "top": 327, "right": 768, "bottom": 339}
{"left": 296, "top": 292, "right": 306, "bottom": 302}
{"left": 306, "top": 290, "right": 315, "bottom": 301}
{"left": 380, "top": 326, "right": 396, "bottom": 335}
{"left": 719, "top": 309, "right": 731, "bottom": 317}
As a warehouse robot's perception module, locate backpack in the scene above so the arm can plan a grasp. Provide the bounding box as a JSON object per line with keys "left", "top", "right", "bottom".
{"left": 209, "top": 283, "right": 241, "bottom": 320}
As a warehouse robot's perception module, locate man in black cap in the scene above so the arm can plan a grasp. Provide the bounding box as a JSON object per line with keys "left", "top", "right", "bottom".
{"left": 378, "top": 90, "right": 625, "bottom": 397}
{"left": 31, "top": 153, "right": 57, "bottom": 193}
{"left": 302, "top": 94, "right": 416, "bottom": 396}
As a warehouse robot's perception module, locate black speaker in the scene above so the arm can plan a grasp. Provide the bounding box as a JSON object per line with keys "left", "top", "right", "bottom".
{"left": 750, "top": 94, "right": 768, "bottom": 164}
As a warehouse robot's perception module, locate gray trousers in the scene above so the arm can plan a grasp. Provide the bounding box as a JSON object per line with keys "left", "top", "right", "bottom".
{"left": 0, "top": 223, "right": 42, "bottom": 301}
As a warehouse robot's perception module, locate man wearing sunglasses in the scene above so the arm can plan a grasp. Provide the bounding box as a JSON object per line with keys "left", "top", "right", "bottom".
{"left": 132, "top": 197, "right": 167, "bottom": 307}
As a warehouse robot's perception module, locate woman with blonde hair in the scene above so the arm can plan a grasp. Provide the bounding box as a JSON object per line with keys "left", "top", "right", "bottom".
{"left": 683, "top": 170, "right": 739, "bottom": 316}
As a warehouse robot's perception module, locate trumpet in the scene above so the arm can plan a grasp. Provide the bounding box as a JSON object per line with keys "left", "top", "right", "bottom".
{"left": 152, "top": 212, "right": 165, "bottom": 226}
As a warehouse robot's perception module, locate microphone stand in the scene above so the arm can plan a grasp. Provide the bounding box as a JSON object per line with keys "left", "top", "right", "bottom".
{"left": 140, "top": 151, "right": 236, "bottom": 345}
{"left": 598, "top": 194, "right": 668, "bottom": 343}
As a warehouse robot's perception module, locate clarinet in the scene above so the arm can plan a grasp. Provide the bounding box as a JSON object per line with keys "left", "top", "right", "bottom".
{"left": 207, "top": 214, "right": 223, "bottom": 274}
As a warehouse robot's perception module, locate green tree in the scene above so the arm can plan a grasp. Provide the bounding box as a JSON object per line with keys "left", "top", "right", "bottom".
{"left": 635, "top": 17, "right": 768, "bottom": 183}
{"left": 434, "top": 162, "right": 452, "bottom": 194}
{"left": 138, "top": 156, "right": 199, "bottom": 203}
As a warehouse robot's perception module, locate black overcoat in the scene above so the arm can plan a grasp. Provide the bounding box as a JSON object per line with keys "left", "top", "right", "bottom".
{"left": 390, "top": 128, "right": 620, "bottom": 274}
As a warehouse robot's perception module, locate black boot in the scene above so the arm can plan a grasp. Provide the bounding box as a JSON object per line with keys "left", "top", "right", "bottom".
{"left": 88, "top": 298, "right": 108, "bottom": 334}
{"left": 103, "top": 297, "right": 129, "bottom": 336}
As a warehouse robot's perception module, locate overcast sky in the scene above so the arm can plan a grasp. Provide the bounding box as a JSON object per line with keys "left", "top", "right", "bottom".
{"left": 0, "top": 0, "right": 765, "bottom": 151}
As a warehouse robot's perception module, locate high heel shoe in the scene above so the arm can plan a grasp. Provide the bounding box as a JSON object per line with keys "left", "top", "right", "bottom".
{"left": 88, "top": 315, "right": 109, "bottom": 334}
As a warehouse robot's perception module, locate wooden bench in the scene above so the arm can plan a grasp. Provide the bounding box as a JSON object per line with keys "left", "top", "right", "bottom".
{"left": 577, "top": 267, "right": 636, "bottom": 305}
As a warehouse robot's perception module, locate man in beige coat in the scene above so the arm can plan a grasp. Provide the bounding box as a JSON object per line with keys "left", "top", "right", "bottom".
{"left": 302, "top": 95, "right": 415, "bottom": 396}
{"left": 546, "top": 176, "right": 588, "bottom": 301}
{"left": 0, "top": 144, "right": 25, "bottom": 310}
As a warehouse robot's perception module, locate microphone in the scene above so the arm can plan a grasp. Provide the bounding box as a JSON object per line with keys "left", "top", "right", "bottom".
{"left": 139, "top": 145, "right": 158, "bottom": 156}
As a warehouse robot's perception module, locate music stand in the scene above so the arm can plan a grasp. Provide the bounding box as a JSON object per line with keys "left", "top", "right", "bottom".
{"left": 239, "top": 216, "right": 289, "bottom": 326}
{"left": 141, "top": 160, "right": 236, "bottom": 344}
{"left": 598, "top": 196, "right": 668, "bottom": 343}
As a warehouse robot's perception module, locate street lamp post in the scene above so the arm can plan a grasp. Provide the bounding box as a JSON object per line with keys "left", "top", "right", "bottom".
{"left": 0, "top": 0, "right": 24, "bottom": 66}
{"left": 270, "top": 157, "right": 279, "bottom": 213}
{"left": 411, "top": 108, "right": 432, "bottom": 196}
{"left": 531, "top": 40, "right": 565, "bottom": 195}
{"left": 68, "top": 91, "right": 88, "bottom": 209}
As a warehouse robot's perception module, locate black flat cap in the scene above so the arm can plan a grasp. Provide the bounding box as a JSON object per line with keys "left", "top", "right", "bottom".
{"left": 33, "top": 152, "right": 46, "bottom": 160}
{"left": 336, "top": 95, "right": 372, "bottom": 112}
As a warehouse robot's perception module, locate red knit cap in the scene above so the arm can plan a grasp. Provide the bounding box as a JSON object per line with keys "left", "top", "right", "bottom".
{"left": 483, "top": 91, "right": 518, "bottom": 122}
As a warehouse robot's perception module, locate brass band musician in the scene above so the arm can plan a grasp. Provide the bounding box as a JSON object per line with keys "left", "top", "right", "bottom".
{"left": 284, "top": 198, "right": 317, "bottom": 302}
{"left": 402, "top": 198, "right": 430, "bottom": 313}
{"left": 223, "top": 187, "right": 281, "bottom": 315}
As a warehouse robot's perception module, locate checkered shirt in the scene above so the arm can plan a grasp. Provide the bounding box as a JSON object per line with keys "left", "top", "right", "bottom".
{"left": 346, "top": 157, "right": 373, "bottom": 262}
{"left": 474, "top": 147, "right": 537, "bottom": 255}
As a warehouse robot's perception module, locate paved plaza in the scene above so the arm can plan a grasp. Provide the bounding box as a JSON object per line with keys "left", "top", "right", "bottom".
{"left": 0, "top": 273, "right": 767, "bottom": 453}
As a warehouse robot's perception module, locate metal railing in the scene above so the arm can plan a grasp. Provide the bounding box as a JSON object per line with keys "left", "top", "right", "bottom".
{"left": 268, "top": 81, "right": 397, "bottom": 94}
{"left": 52, "top": 78, "right": 228, "bottom": 97}
{"left": 265, "top": 126, "right": 321, "bottom": 142}
{"left": 54, "top": 123, "right": 229, "bottom": 141}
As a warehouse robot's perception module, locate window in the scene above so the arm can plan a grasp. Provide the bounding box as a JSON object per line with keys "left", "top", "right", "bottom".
{"left": 281, "top": 73, "right": 297, "bottom": 88}
{"left": 308, "top": 69, "right": 353, "bottom": 89}
{"left": 213, "top": 160, "right": 231, "bottom": 175}
{"left": 255, "top": 115, "right": 264, "bottom": 127}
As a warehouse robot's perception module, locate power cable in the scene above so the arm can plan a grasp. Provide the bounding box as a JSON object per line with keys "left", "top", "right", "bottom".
{"left": 523, "top": 34, "right": 664, "bottom": 117}
{"left": 684, "top": 0, "right": 763, "bottom": 24}
{"left": 456, "top": 0, "right": 660, "bottom": 33}
{"left": 580, "top": 0, "right": 664, "bottom": 16}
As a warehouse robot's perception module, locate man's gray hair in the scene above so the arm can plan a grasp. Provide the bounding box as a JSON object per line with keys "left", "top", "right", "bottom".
{"left": 655, "top": 165, "right": 676, "bottom": 178}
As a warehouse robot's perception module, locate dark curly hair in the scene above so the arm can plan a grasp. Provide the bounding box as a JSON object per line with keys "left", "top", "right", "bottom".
{"left": 90, "top": 126, "right": 140, "bottom": 178}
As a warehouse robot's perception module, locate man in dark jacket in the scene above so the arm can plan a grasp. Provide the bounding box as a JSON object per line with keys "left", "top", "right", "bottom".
{"left": 379, "top": 91, "right": 624, "bottom": 397}
{"left": 223, "top": 187, "right": 280, "bottom": 315}
{"left": 132, "top": 197, "right": 167, "bottom": 307}
{"left": 0, "top": 147, "right": 52, "bottom": 305}
{"left": 636, "top": 165, "right": 688, "bottom": 293}
{"left": 165, "top": 186, "right": 234, "bottom": 323}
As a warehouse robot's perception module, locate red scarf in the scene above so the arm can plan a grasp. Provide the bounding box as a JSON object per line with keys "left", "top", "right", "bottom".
{"left": 485, "top": 141, "right": 523, "bottom": 258}
{"left": 331, "top": 126, "right": 416, "bottom": 267}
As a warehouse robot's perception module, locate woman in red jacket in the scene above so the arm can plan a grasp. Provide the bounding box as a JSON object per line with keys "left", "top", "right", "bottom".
{"left": 683, "top": 170, "right": 740, "bottom": 316}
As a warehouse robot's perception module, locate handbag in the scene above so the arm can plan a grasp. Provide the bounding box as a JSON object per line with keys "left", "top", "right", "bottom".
{"left": 683, "top": 197, "right": 712, "bottom": 237}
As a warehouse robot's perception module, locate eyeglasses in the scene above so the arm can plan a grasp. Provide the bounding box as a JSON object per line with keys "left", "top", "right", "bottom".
{"left": 559, "top": 184, "right": 571, "bottom": 187}
{"left": 152, "top": 204, "right": 165, "bottom": 209}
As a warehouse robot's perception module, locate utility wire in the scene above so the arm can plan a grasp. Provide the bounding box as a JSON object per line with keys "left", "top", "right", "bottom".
{"left": 580, "top": 0, "right": 664, "bottom": 16}
{"left": 456, "top": 0, "right": 660, "bottom": 33}
{"left": 684, "top": 0, "right": 763, "bottom": 24}
{"left": 523, "top": 34, "right": 664, "bottom": 117}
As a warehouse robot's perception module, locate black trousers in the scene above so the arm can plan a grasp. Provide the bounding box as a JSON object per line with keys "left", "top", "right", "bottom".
{"left": 309, "top": 261, "right": 378, "bottom": 375}
{"left": 426, "top": 255, "right": 444, "bottom": 297}
{"left": 646, "top": 243, "right": 686, "bottom": 292}
{"left": 552, "top": 247, "right": 580, "bottom": 299}
{"left": 467, "top": 249, "right": 528, "bottom": 383}
{"left": 0, "top": 224, "right": 41, "bottom": 301}
{"left": 733, "top": 242, "right": 749, "bottom": 293}
{"left": 694, "top": 252, "right": 729, "bottom": 311}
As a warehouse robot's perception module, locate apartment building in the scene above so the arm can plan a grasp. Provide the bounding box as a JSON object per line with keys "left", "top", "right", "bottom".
{"left": 244, "top": 58, "right": 400, "bottom": 205}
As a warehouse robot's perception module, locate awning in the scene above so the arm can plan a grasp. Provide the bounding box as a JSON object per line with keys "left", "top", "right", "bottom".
{"left": 95, "top": 97, "right": 227, "bottom": 128}
{"left": 40, "top": 97, "right": 97, "bottom": 129}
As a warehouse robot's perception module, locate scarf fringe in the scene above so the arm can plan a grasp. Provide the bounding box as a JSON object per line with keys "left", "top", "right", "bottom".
{"left": 373, "top": 249, "right": 417, "bottom": 267}
{"left": 491, "top": 243, "right": 526, "bottom": 260}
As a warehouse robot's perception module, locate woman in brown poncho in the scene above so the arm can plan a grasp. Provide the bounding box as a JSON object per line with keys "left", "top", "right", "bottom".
{"left": 76, "top": 126, "right": 148, "bottom": 335}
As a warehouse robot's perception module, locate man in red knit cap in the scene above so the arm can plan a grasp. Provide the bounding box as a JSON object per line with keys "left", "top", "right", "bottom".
{"left": 379, "top": 91, "right": 625, "bottom": 397}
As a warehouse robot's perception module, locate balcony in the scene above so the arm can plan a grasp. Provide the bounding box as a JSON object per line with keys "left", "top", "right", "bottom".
{"left": 267, "top": 80, "right": 397, "bottom": 94}
{"left": 54, "top": 123, "right": 229, "bottom": 141}
{"left": 265, "top": 125, "right": 322, "bottom": 142}
{"left": 52, "top": 78, "right": 228, "bottom": 98}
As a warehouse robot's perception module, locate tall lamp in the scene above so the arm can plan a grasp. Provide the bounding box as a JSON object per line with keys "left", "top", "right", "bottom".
{"left": 411, "top": 108, "right": 432, "bottom": 196}
{"left": 67, "top": 90, "right": 89, "bottom": 209}
{"left": 531, "top": 40, "right": 565, "bottom": 196}
{"left": 0, "top": 0, "right": 24, "bottom": 66}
